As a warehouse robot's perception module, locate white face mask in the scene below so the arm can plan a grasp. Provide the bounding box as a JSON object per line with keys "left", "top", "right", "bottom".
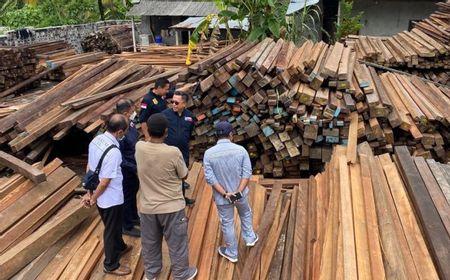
{"left": 129, "top": 111, "right": 137, "bottom": 121}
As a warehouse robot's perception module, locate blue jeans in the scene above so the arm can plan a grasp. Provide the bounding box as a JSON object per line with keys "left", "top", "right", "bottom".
{"left": 216, "top": 196, "right": 257, "bottom": 259}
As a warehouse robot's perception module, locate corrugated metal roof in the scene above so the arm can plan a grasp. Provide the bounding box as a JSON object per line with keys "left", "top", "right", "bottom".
{"left": 127, "top": 1, "right": 219, "bottom": 17}
{"left": 287, "top": 0, "right": 320, "bottom": 15}
{"left": 170, "top": 17, "right": 249, "bottom": 30}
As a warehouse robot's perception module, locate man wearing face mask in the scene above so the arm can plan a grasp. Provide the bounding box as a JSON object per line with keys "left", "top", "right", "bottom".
{"left": 116, "top": 99, "right": 141, "bottom": 237}
{"left": 139, "top": 78, "right": 173, "bottom": 142}
{"left": 82, "top": 114, "right": 132, "bottom": 276}
{"left": 162, "top": 92, "right": 196, "bottom": 205}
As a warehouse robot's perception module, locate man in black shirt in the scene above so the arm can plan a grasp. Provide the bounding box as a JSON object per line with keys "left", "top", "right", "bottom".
{"left": 138, "top": 78, "right": 173, "bottom": 141}
{"left": 116, "top": 99, "right": 141, "bottom": 237}
{"left": 162, "top": 92, "right": 196, "bottom": 205}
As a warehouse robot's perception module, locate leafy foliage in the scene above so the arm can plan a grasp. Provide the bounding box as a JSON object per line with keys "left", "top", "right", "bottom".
{"left": 287, "top": 4, "right": 326, "bottom": 45}
{"left": 0, "top": 0, "right": 130, "bottom": 28}
{"left": 334, "top": 0, "right": 363, "bottom": 42}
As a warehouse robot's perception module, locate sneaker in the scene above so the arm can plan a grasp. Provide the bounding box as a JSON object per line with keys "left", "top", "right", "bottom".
{"left": 123, "top": 226, "right": 141, "bottom": 237}
{"left": 185, "top": 197, "right": 196, "bottom": 206}
{"left": 183, "top": 181, "right": 191, "bottom": 189}
{"left": 186, "top": 267, "right": 198, "bottom": 280}
{"left": 103, "top": 265, "right": 131, "bottom": 276}
{"left": 144, "top": 277, "right": 156, "bottom": 280}
{"left": 217, "top": 246, "right": 238, "bottom": 263}
{"left": 246, "top": 234, "right": 259, "bottom": 247}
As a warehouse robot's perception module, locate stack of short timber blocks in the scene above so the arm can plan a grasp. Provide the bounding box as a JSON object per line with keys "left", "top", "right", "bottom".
{"left": 0, "top": 46, "right": 37, "bottom": 91}
{"left": 176, "top": 37, "right": 449, "bottom": 177}
{"left": 181, "top": 39, "right": 358, "bottom": 177}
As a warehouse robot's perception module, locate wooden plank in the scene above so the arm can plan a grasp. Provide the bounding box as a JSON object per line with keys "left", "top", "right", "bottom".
{"left": 395, "top": 146, "right": 450, "bottom": 280}
{"left": 381, "top": 155, "right": 438, "bottom": 280}
{"left": 0, "top": 176, "right": 79, "bottom": 253}
{"left": 0, "top": 166, "right": 75, "bottom": 234}
{"left": 240, "top": 183, "right": 282, "bottom": 279}
{"left": 0, "top": 151, "right": 46, "bottom": 183}
{"left": 427, "top": 159, "right": 450, "bottom": 205}
{"left": 359, "top": 153, "right": 386, "bottom": 280}
{"left": 323, "top": 42, "right": 345, "bottom": 78}
{"left": 346, "top": 112, "right": 358, "bottom": 164}
{"left": 0, "top": 202, "right": 92, "bottom": 279}
{"left": 280, "top": 186, "right": 298, "bottom": 280}
{"left": 359, "top": 143, "right": 409, "bottom": 280}
{"left": 338, "top": 156, "right": 357, "bottom": 280}
{"left": 349, "top": 163, "right": 372, "bottom": 280}
{"left": 414, "top": 157, "right": 450, "bottom": 238}
{"left": 291, "top": 180, "right": 308, "bottom": 280}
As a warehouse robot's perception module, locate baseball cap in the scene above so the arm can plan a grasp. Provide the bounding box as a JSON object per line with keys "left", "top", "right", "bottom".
{"left": 215, "top": 121, "right": 234, "bottom": 136}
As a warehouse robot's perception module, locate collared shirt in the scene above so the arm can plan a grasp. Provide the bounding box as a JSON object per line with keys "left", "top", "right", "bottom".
{"left": 119, "top": 121, "right": 138, "bottom": 174}
{"left": 135, "top": 141, "right": 188, "bottom": 214}
{"left": 203, "top": 139, "right": 252, "bottom": 205}
{"left": 88, "top": 131, "right": 124, "bottom": 208}
{"left": 162, "top": 108, "right": 195, "bottom": 164}
{"left": 138, "top": 89, "right": 174, "bottom": 124}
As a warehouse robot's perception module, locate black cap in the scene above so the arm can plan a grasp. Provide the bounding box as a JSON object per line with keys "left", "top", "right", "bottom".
{"left": 215, "top": 121, "right": 234, "bottom": 136}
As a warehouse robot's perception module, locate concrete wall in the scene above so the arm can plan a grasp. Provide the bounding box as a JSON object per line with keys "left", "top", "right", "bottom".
{"left": 0, "top": 20, "right": 141, "bottom": 52}
{"left": 354, "top": 0, "right": 438, "bottom": 36}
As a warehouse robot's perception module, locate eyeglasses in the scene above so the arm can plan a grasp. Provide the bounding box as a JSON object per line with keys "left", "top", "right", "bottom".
{"left": 170, "top": 100, "right": 180, "bottom": 105}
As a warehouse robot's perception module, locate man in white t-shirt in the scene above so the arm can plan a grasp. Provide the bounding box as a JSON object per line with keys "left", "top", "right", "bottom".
{"left": 82, "top": 114, "right": 132, "bottom": 276}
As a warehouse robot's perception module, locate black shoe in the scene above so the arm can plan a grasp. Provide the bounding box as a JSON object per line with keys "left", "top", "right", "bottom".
{"left": 185, "top": 197, "right": 196, "bottom": 206}
{"left": 123, "top": 226, "right": 141, "bottom": 237}
{"left": 183, "top": 181, "right": 191, "bottom": 189}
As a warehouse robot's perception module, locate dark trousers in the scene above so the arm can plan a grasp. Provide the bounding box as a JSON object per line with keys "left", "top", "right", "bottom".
{"left": 97, "top": 204, "right": 127, "bottom": 271}
{"left": 141, "top": 209, "right": 190, "bottom": 280}
{"left": 122, "top": 169, "right": 139, "bottom": 230}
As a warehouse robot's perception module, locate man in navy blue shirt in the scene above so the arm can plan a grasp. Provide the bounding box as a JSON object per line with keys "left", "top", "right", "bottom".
{"left": 116, "top": 99, "right": 141, "bottom": 237}
{"left": 138, "top": 78, "right": 173, "bottom": 141}
{"left": 162, "top": 92, "right": 196, "bottom": 205}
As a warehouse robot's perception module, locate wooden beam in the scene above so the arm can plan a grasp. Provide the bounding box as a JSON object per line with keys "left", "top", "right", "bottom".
{"left": 0, "top": 151, "right": 46, "bottom": 183}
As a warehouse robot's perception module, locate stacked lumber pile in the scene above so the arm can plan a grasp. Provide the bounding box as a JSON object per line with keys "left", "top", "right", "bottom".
{"left": 45, "top": 52, "right": 109, "bottom": 80}
{"left": 411, "top": 69, "right": 450, "bottom": 86}
{"left": 58, "top": 38, "right": 450, "bottom": 176}
{"left": 115, "top": 42, "right": 231, "bottom": 70}
{"left": 178, "top": 39, "right": 449, "bottom": 175}
{"left": 2, "top": 147, "right": 450, "bottom": 279}
{"left": 0, "top": 58, "right": 179, "bottom": 157}
{"left": 26, "top": 40, "right": 77, "bottom": 62}
{"left": 0, "top": 46, "right": 38, "bottom": 91}
{"left": 81, "top": 25, "right": 133, "bottom": 54}
{"left": 347, "top": 2, "right": 450, "bottom": 69}
{"left": 0, "top": 155, "right": 94, "bottom": 279}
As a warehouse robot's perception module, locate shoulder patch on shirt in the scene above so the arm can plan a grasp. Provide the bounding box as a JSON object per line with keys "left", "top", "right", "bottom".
{"left": 184, "top": 116, "right": 193, "bottom": 122}
{"left": 140, "top": 102, "right": 147, "bottom": 109}
{"left": 152, "top": 98, "right": 159, "bottom": 105}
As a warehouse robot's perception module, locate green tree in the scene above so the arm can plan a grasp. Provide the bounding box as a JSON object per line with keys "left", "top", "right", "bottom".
{"left": 334, "top": 0, "right": 363, "bottom": 42}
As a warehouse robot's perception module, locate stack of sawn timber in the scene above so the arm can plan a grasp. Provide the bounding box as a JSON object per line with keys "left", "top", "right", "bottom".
{"left": 177, "top": 38, "right": 449, "bottom": 176}
{"left": 59, "top": 38, "right": 450, "bottom": 177}
{"left": 45, "top": 52, "right": 109, "bottom": 80}
{"left": 0, "top": 155, "right": 94, "bottom": 280}
{"left": 81, "top": 25, "right": 133, "bottom": 55}
{"left": 347, "top": 1, "right": 450, "bottom": 69}
{"left": 302, "top": 142, "right": 450, "bottom": 279}
{"left": 0, "top": 58, "right": 178, "bottom": 157}
{"left": 0, "top": 46, "right": 38, "bottom": 91}
{"left": 26, "top": 40, "right": 77, "bottom": 62}
{"left": 115, "top": 42, "right": 229, "bottom": 70}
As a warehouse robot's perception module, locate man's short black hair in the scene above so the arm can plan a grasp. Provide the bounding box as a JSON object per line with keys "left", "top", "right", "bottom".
{"left": 174, "top": 92, "right": 189, "bottom": 103}
{"left": 155, "top": 78, "right": 170, "bottom": 89}
{"left": 116, "top": 99, "right": 133, "bottom": 114}
{"left": 147, "top": 113, "right": 168, "bottom": 137}
{"left": 106, "top": 114, "right": 128, "bottom": 133}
